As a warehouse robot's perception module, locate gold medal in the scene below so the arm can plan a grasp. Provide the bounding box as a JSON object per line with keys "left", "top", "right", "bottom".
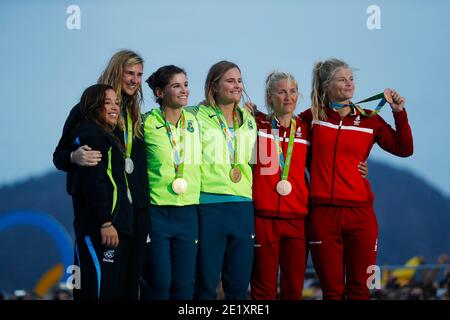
{"left": 229, "top": 167, "right": 242, "bottom": 183}
{"left": 172, "top": 178, "right": 188, "bottom": 194}
{"left": 276, "top": 180, "right": 292, "bottom": 196}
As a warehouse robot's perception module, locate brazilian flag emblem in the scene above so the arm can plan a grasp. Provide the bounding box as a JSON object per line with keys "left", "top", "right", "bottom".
{"left": 187, "top": 120, "right": 194, "bottom": 133}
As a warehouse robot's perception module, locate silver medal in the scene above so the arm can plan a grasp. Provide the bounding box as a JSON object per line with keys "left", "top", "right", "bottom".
{"left": 125, "top": 157, "right": 134, "bottom": 174}
{"left": 276, "top": 180, "right": 292, "bottom": 196}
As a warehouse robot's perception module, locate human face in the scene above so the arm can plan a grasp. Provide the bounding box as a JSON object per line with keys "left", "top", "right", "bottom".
{"left": 268, "top": 78, "right": 299, "bottom": 116}
{"left": 158, "top": 73, "right": 189, "bottom": 109}
{"left": 121, "top": 63, "right": 143, "bottom": 96}
{"left": 325, "top": 68, "right": 354, "bottom": 103}
{"left": 215, "top": 67, "right": 243, "bottom": 105}
{"left": 100, "top": 89, "right": 120, "bottom": 126}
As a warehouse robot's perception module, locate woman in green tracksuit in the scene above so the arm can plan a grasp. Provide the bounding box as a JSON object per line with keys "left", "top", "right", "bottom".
{"left": 188, "top": 61, "right": 257, "bottom": 300}
{"left": 142, "top": 65, "right": 201, "bottom": 299}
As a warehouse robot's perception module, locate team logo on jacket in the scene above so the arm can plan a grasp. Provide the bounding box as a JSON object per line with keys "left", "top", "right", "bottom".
{"left": 353, "top": 115, "right": 361, "bottom": 126}
{"left": 295, "top": 127, "right": 302, "bottom": 138}
{"left": 187, "top": 120, "right": 195, "bottom": 133}
{"left": 103, "top": 250, "right": 115, "bottom": 263}
{"left": 248, "top": 120, "right": 254, "bottom": 130}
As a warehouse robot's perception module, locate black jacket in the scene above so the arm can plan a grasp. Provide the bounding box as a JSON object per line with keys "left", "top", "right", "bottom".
{"left": 53, "top": 103, "right": 150, "bottom": 209}
{"left": 71, "top": 122, "right": 133, "bottom": 237}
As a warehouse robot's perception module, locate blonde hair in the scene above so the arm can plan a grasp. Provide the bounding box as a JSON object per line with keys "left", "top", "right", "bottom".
{"left": 97, "top": 49, "right": 144, "bottom": 138}
{"left": 310, "top": 58, "right": 349, "bottom": 121}
{"left": 203, "top": 60, "right": 242, "bottom": 107}
{"left": 265, "top": 71, "right": 298, "bottom": 117}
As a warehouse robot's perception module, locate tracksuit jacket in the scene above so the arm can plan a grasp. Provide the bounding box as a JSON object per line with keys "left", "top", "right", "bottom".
{"left": 302, "top": 106, "right": 413, "bottom": 300}
{"left": 302, "top": 107, "right": 413, "bottom": 207}
{"left": 71, "top": 122, "right": 135, "bottom": 300}
{"left": 252, "top": 112, "right": 310, "bottom": 218}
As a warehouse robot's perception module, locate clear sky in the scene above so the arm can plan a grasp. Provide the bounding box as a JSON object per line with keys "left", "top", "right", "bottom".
{"left": 1, "top": 0, "right": 449, "bottom": 195}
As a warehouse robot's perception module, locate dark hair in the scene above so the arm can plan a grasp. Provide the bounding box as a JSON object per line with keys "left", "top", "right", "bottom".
{"left": 79, "top": 84, "right": 123, "bottom": 150}
{"left": 145, "top": 65, "right": 187, "bottom": 106}
{"left": 80, "top": 84, "right": 115, "bottom": 128}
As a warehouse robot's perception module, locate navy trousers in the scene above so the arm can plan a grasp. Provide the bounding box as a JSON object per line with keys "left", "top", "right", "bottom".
{"left": 194, "top": 201, "right": 254, "bottom": 300}
{"left": 141, "top": 205, "right": 198, "bottom": 300}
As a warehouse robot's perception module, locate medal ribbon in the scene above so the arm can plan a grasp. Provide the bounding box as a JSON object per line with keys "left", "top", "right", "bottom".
{"left": 162, "top": 109, "right": 186, "bottom": 178}
{"left": 330, "top": 92, "right": 387, "bottom": 117}
{"left": 124, "top": 111, "right": 133, "bottom": 158}
{"left": 214, "top": 107, "right": 239, "bottom": 169}
{"left": 123, "top": 112, "right": 133, "bottom": 202}
{"left": 272, "top": 116, "right": 296, "bottom": 181}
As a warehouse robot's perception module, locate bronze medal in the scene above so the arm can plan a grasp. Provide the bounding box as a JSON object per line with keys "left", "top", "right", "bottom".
{"left": 384, "top": 88, "right": 393, "bottom": 104}
{"left": 229, "top": 167, "right": 242, "bottom": 183}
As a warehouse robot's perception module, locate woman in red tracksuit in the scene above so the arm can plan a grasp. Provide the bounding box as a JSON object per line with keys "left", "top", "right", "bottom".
{"left": 303, "top": 58, "right": 413, "bottom": 300}
{"left": 250, "top": 71, "right": 368, "bottom": 300}
{"left": 251, "top": 72, "right": 310, "bottom": 300}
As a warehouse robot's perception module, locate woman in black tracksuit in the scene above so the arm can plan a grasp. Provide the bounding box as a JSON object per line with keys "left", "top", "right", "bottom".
{"left": 71, "top": 84, "right": 134, "bottom": 299}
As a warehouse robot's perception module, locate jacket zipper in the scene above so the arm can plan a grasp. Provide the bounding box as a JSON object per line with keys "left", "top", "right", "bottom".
{"left": 329, "top": 120, "right": 342, "bottom": 204}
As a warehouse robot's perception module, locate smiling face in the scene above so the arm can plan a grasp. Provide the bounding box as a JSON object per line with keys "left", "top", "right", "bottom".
{"left": 325, "top": 67, "right": 355, "bottom": 103}
{"left": 268, "top": 78, "right": 299, "bottom": 117}
{"left": 215, "top": 67, "right": 243, "bottom": 105}
{"left": 100, "top": 89, "right": 120, "bottom": 126}
{"left": 121, "top": 63, "right": 143, "bottom": 96}
{"left": 157, "top": 73, "right": 189, "bottom": 109}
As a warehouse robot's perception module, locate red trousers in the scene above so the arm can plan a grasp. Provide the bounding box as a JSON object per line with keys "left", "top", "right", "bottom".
{"left": 307, "top": 205, "right": 378, "bottom": 300}
{"left": 251, "top": 215, "right": 307, "bottom": 300}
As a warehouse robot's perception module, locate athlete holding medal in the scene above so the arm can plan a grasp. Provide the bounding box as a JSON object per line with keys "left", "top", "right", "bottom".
{"left": 303, "top": 58, "right": 413, "bottom": 300}
{"left": 142, "top": 65, "right": 201, "bottom": 299}
{"left": 188, "top": 61, "right": 257, "bottom": 300}
{"left": 248, "top": 71, "right": 369, "bottom": 300}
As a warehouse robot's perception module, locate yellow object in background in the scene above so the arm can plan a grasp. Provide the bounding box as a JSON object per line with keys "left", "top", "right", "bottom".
{"left": 391, "top": 256, "right": 423, "bottom": 287}
{"left": 34, "top": 263, "right": 64, "bottom": 298}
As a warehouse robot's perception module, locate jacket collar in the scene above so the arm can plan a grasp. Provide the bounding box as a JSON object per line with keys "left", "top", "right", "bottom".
{"left": 326, "top": 105, "right": 359, "bottom": 120}
{"left": 268, "top": 114, "right": 296, "bottom": 130}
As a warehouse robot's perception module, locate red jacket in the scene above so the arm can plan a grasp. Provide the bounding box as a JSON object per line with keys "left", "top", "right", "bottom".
{"left": 252, "top": 112, "right": 310, "bottom": 219}
{"left": 302, "top": 107, "right": 413, "bottom": 207}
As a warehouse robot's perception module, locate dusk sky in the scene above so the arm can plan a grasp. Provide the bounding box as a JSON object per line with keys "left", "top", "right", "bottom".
{"left": 1, "top": 0, "right": 449, "bottom": 195}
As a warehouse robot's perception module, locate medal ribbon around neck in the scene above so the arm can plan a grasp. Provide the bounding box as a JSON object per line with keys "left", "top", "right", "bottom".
{"left": 271, "top": 116, "right": 296, "bottom": 181}
{"left": 162, "top": 108, "right": 186, "bottom": 178}
{"left": 214, "top": 106, "right": 239, "bottom": 168}
{"left": 124, "top": 111, "right": 133, "bottom": 158}
{"left": 330, "top": 89, "right": 393, "bottom": 117}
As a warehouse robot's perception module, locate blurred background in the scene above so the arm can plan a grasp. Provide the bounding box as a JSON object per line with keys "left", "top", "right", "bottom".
{"left": 0, "top": 0, "right": 449, "bottom": 299}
